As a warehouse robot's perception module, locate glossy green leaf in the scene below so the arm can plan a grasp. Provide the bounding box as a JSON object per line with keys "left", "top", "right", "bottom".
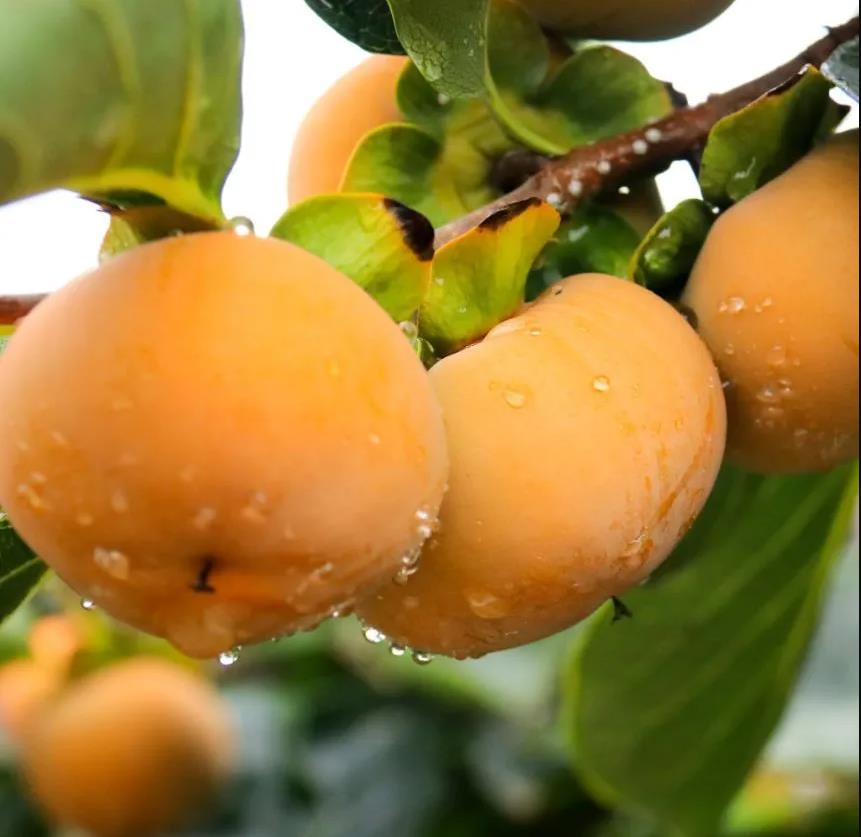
{"left": 304, "top": 0, "right": 405, "bottom": 54}
{"left": 271, "top": 194, "right": 434, "bottom": 322}
{"left": 563, "top": 464, "right": 859, "bottom": 837}
{"left": 420, "top": 199, "right": 560, "bottom": 351}
{"left": 822, "top": 36, "right": 859, "bottom": 103}
{"left": 498, "top": 45, "right": 673, "bottom": 156}
{"left": 699, "top": 68, "right": 844, "bottom": 208}
{"left": 0, "top": 515, "right": 47, "bottom": 626}
{"left": 628, "top": 199, "right": 715, "bottom": 293}
{"left": 0, "top": 0, "right": 243, "bottom": 221}
{"left": 527, "top": 203, "right": 641, "bottom": 300}
{"left": 100, "top": 206, "right": 219, "bottom": 261}
{"left": 386, "top": 0, "right": 489, "bottom": 99}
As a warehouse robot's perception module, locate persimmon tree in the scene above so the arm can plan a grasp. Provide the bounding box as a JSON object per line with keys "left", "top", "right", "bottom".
{"left": 0, "top": 2, "right": 858, "bottom": 834}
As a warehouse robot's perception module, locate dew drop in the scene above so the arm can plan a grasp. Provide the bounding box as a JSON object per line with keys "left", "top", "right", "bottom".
{"left": 399, "top": 321, "right": 419, "bottom": 341}
{"left": 766, "top": 345, "right": 787, "bottom": 367}
{"left": 568, "top": 179, "right": 584, "bottom": 197}
{"left": 528, "top": 327, "right": 542, "bottom": 337}
{"left": 724, "top": 344, "right": 736, "bottom": 356}
{"left": 756, "top": 385, "right": 781, "bottom": 405}
{"left": 93, "top": 547, "right": 130, "bottom": 581}
{"left": 466, "top": 590, "right": 511, "bottom": 620}
{"left": 193, "top": 507, "right": 217, "bottom": 531}
{"left": 412, "top": 651, "right": 434, "bottom": 666}
{"left": 218, "top": 648, "right": 241, "bottom": 667}
{"left": 617, "top": 185, "right": 631, "bottom": 196}
{"left": 645, "top": 127, "right": 663, "bottom": 143}
{"left": 81, "top": 599, "right": 96, "bottom": 611}
{"left": 389, "top": 643, "right": 407, "bottom": 658}
{"left": 363, "top": 626, "right": 387, "bottom": 644}
{"left": 546, "top": 192, "right": 563, "bottom": 208}
{"left": 632, "top": 139, "right": 649, "bottom": 155}
{"left": 228, "top": 216, "right": 255, "bottom": 236}
{"left": 503, "top": 388, "right": 528, "bottom": 409}
{"left": 110, "top": 490, "right": 129, "bottom": 514}
{"left": 719, "top": 296, "right": 746, "bottom": 314}
{"left": 596, "top": 160, "right": 612, "bottom": 175}
{"left": 592, "top": 375, "right": 611, "bottom": 393}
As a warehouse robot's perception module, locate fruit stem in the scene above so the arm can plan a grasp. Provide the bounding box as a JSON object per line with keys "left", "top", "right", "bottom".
{"left": 434, "top": 16, "right": 859, "bottom": 247}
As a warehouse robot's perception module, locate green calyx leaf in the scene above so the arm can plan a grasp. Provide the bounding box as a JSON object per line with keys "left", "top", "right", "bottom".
{"left": 562, "top": 463, "right": 859, "bottom": 837}
{"left": 0, "top": 0, "right": 243, "bottom": 222}
{"left": 628, "top": 199, "right": 716, "bottom": 293}
{"left": 527, "top": 203, "right": 641, "bottom": 299}
{"left": 100, "top": 206, "right": 220, "bottom": 261}
{"left": 822, "top": 36, "right": 859, "bottom": 103}
{"left": 699, "top": 67, "right": 845, "bottom": 208}
{"left": 304, "top": 0, "right": 405, "bottom": 54}
{"left": 270, "top": 194, "right": 434, "bottom": 322}
{"left": 0, "top": 515, "right": 47, "bottom": 626}
{"left": 420, "top": 199, "right": 560, "bottom": 352}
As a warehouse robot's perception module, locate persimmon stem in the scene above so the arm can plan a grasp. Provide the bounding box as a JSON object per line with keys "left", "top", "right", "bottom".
{"left": 435, "top": 16, "right": 859, "bottom": 247}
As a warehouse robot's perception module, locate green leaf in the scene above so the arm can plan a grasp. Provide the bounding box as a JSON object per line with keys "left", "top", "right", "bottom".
{"left": 628, "top": 199, "right": 715, "bottom": 293}
{"left": 100, "top": 206, "right": 219, "bottom": 261}
{"left": 498, "top": 45, "right": 673, "bottom": 156}
{"left": 0, "top": 0, "right": 243, "bottom": 221}
{"left": 386, "top": 0, "right": 489, "bottom": 99}
{"left": 0, "top": 324, "right": 13, "bottom": 357}
{"left": 271, "top": 193, "right": 434, "bottom": 322}
{"left": 304, "top": 0, "right": 405, "bottom": 54}
{"left": 699, "top": 68, "right": 844, "bottom": 208}
{"left": 562, "top": 464, "right": 859, "bottom": 837}
{"left": 0, "top": 515, "right": 47, "bottom": 625}
{"left": 420, "top": 199, "right": 560, "bottom": 351}
{"left": 822, "top": 36, "right": 859, "bottom": 103}
{"left": 527, "top": 203, "right": 641, "bottom": 300}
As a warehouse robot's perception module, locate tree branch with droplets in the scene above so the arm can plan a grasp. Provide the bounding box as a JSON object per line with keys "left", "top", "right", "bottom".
{"left": 436, "top": 16, "right": 859, "bottom": 246}
{"left": 0, "top": 16, "right": 858, "bottom": 321}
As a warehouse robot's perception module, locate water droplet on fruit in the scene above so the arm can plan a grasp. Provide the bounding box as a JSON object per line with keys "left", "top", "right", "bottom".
{"left": 767, "top": 345, "right": 787, "bottom": 367}
{"left": 645, "top": 127, "right": 663, "bottom": 143}
{"left": 218, "top": 648, "right": 241, "bottom": 666}
{"left": 592, "top": 375, "right": 611, "bottom": 393}
{"left": 389, "top": 643, "right": 407, "bottom": 658}
{"left": 110, "top": 490, "right": 129, "bottom": 514}
{"left": 466, "top": 590, "right": 510, "bottom": 619}
{"left": 528, "top": 327, "right": 542, "bottom": 337}
{"left": 724, "top": 344, "right": 736, "bottom": 356}
{"left": 363, "top": 626, "right": 387, "bottom": 644}
{"left": 81, "top": 599, "right": 96, "bottom": 611}
{"left": 93, "top": 547, "right": 130, "bottom": 581}
{"left": 719, "top": 297, "right": 746, "bottom": 314}
{"left": 193, "top": 507, "right": 217, "bottom": 531}
{"left": 596, "top": 160, "right": 612, "bottom": 175}
{"left": 228, "top": 217, "right": 255, "bottom": 236}
{"left": 412, "top": 651, "right": 434, "bottom": 666}
{"left": 632, "top": 139, "right": 649, "bottom": 155}
{"left": 503, "top": 388, "right": 528, "bottom": 408}
{"left": 757, "top": 385, "right": 781, "bottom": 405}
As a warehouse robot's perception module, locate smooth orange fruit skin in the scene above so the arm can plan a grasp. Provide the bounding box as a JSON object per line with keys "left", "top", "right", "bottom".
{"left": 683, "top": 132, "right": 859, "bottom": 474}
{"left": 0, "top": 232, "right": 448, "bottom": 658}
{"left": 22, "top": 658, "right": 232, "bottom": 837}
{"left": 358, "top": 274, "right": 726, "bottom": 658}
{"left": 288, "top": 56, "right": 407, "bottom": 205}
{"left": 0, "top": 660, "right": 61, "bottom": 746}
{"left": 516, "top": 0, "right": 735, "bottom": 39}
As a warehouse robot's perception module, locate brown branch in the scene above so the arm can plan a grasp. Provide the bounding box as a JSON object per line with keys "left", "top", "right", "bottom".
{"left": 436, "top": 16, "right": 859, "bottom": 247}
{"left": 0, "top": 294, "right": 46, "bottom": 325}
